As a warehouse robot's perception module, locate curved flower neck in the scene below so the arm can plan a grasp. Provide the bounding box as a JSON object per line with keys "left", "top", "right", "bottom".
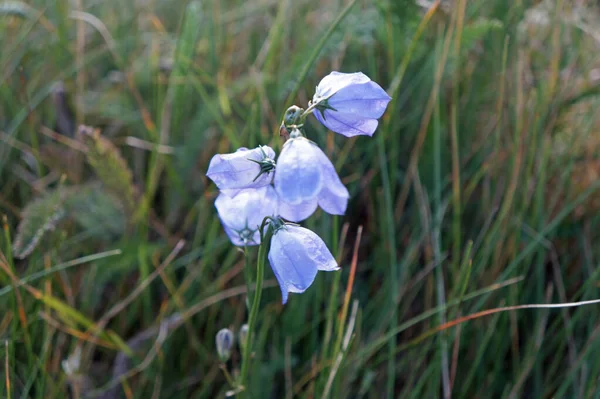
{"left": 269, "top": 216, "right": 286, "bottom": 233}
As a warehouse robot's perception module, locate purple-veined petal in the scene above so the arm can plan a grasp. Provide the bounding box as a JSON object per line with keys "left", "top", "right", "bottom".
{"left": 314, "top": 150, "right": 349, "bottom": 215}
{"left": 315, "top": 71, "right": 371, "bottom": 99}
{"left": 274, "top": 138, "right": 323, "bottom": 205}
{"left": 215, "top": 186, "right": 278, "bottom": 246}
{"left": 278, "top": 197, "right": 318, "bottom": 222}
{"left": 207, "top": 146, "right": 276, "bottom": 193}
{"left": 268, "top": 225, "right": 339, "bottom": 304}
{"left": 328, "top": 81, "right": 391, "bottom": 119}
{"left": 314, "top": 110, "right": 379, "bottom": 137}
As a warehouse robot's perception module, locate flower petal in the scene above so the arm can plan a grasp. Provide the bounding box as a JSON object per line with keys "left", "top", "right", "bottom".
{"left": 278, "top": 197, "right": 318, "bottom": 222}
{"left": 215, "top": 186, "right": 278, "bottom": 246}
{"left": 206, "top": 146, "right": 275, "bottom": 193}
{"left": 328, "top": 81, "right": 391, "bottom": 119}
{"left": 268, "top": 225, "right": 338, "bottom": 304}
{"left": 274, "top": 139, "right": 323, "bottom": 205}
{"left": 314, "top": 151, "right": 349, "bottom": 215}
{"left": 268, "top": 228, "right": 317, "bottom": 304}
{"left": 315, "top": 71, "right": 371, "bottom": 99}
{"left": 314, "top": 110, "right": 379, "bottom": 137}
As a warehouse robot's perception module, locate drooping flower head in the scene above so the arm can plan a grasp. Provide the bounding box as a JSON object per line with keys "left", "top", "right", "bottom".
{"left": 311, "top": 71, "right": 391, "bottom": 137}
{"left": 215, "top": 186, "right": 278, "bottom": 246}
{"left": 207, "top": 146, "right": 276, "bottom": 195}
{"left": 268, "top": 221, "right": 339, "bottom": 304}
{"left": 274, "top": 133, "right": 349, "bottom": 219}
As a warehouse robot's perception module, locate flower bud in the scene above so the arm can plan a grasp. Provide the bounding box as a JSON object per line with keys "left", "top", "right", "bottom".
{"left": 61, "top": 346, "right": 82, "bottom": 377}
{"left": 239, "top": 324, "right": 249, "bottom": 350}
{"left": 283, "top": 105, "right": 304, "bottom": 128}
{"left": 216, "top": 328, "right": 235, "bottom": 362}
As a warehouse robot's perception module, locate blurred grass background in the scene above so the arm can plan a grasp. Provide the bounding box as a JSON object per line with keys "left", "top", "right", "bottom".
{"left": 1, "top": 0, "right": 600, "bottom": 397}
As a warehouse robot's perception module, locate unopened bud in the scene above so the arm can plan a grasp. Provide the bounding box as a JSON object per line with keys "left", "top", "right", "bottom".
{"left": 216, "top": 328, "right": 234, "bottom": 362}
{"left": 283, "top": 105, "right": 304, "bottom": 128}
{"left": 239, "top": 324, "right": 249, "bottom": 350}
{"left": 61, "top": 346, "right": 82, "bottom": 377}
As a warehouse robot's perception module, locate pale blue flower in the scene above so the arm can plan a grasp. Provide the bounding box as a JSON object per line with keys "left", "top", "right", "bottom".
{"left": 274, "top": 137, "right": 349, "bottom": 217}
{"left": 207, "top": 146, "right": 276, "bottom": 195}
{"left": 312, "top": 71, "right": 391, "bottom": 137}
{"left": 268, "top": 224, "right": 339, "bottom": 304}
{"left": 278, "top": 197, "right": 318, "bottom": 223}
{"left": 215, "top": 186, "right": 278, "bottom": 246}
{"left": 274, "top": 138, "right": 323, "bottom": 204}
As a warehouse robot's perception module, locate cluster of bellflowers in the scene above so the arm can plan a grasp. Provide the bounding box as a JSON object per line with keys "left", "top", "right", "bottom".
{"left": 206, "top": 71, "right": 391, "bottom": 304}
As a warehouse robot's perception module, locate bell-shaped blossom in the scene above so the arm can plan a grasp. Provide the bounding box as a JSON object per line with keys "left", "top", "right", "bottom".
{"left": 278, "top": 197, "right": 318, "bottom": 223}
{"left": 312, "top": 71, "right": 391, "bottom": 137}
{"left": 274, "top": 138, "right": 349, "bottom": 218}
{"left": 207, "top": 146, "right": 276, "bottom": 195}
{"left": 215, "top": 186, "right": 278, "bottom": 246}
{"left": 268, "top": 224, "right": 339, "bottom": 304}
{"left": 274, "top": 138, "right": 323, "bottom": 204}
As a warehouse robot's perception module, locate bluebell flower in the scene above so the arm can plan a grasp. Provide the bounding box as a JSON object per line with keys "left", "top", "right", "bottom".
{"left": 311, "top": 71, "right": 391, "bottom": 137}
{"left": 207, "top": 146, "right": 276, "bottom": 195}
{"left": 268, "top": 223, "right": 339, "bottom": 304}
{"left": 274, "top": 137, "right": 349, "bottom": 217}
{"left": 215, "top": 186, "right": 278, "bottom": 246}
{"left": 278, "top": 197, "right": 318, "bottom": 223}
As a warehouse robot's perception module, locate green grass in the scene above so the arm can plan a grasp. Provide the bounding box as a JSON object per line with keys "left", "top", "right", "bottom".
{"left": 1, "top": 0, "right": 600, "bottom": 397}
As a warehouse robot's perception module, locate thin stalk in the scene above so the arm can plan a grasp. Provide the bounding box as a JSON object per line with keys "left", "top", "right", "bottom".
{"left": 3, "top": 218, "right": 33, "bottom": 363}
{"left": 244, "top": 245, "right": 253, "bottom": 310}
{"left": 449, "top": 0, "right": 466, "bottom": 281}
{"left": 5, "top": 341, "right": 10, "bottom": 399}
{"left": 1, "top": 219, "right": 16, "bottom": 393}
{"left": 239, "top": 227, "right": 271, "bottom": 394}
{"left": 433, "top": 49, "right": 450, "bottom": 398}
{"left": 137, "top": 237, "right": 152, "bottom": 325}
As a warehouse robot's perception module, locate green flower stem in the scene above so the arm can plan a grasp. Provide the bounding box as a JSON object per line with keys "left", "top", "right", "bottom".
{"left": 244, "top": 245, "right": 253, "bottom": 310}
{"left": 239, "top": 225, "right": 272, "bottom": 394}
{"left": 299, "top": 102, "right": 318, "bottom": 122}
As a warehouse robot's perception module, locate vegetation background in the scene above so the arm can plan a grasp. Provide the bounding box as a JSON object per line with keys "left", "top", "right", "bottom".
{"left": 1, "top": 0, "right": 600, "bottom": 397}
